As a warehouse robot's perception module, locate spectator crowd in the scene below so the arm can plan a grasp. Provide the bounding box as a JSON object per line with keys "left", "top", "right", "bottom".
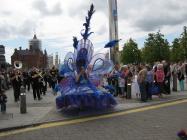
{"left": 0, "top": 60, "right": 187, "bottom": 113}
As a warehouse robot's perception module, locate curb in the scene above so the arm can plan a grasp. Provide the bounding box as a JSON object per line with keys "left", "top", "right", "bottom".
{"left": 0, "top": 96, "right": 187, "bottom": 133}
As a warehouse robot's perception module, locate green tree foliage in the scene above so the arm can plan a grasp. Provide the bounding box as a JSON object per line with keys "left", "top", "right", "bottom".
{"left": 170, "top": 38, "right": 182, "bottom": 62}
{"left": 121, "top": 38, "right": 141, "bottom": 64}
{"left": 170, "top": 26, "right": 187, "bottom": 62}
{"left": 179, "top": 26, "right": 187, "bottom": 60}
{"left": 120, "top": 27, "right": 187, "bottom": 64}
{"left": 141, "top": 31, "right": 170, "bottom": 63}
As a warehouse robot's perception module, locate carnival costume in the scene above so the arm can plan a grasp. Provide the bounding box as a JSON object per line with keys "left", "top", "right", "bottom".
{"left": 56, "top": 4, "right": 117, "bottom": 110}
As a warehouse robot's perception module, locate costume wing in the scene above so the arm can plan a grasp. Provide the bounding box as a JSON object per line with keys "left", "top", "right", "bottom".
{"left": 64, "top": 52, "right": 76, "bottom": 73}
{"left": 89, "top": 53, "right": 114, "bottom": 75}
{"left": 88, "top": 73, "right": 101, "bottom": 87}
{"left": 57, "top": 76, "right": 76, "bottom": 95}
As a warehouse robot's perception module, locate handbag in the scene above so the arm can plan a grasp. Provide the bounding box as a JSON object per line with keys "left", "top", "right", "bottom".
{"left": 148, "top": 84, "right": 160, "bottom": 95}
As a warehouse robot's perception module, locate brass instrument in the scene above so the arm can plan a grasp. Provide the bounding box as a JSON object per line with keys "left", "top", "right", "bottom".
{"left": 38, "top": 72, "right": 43, "bottom": 78}
{"left": 13, "top": 61, "right": 22, "bottom": 81}
{"left": 14, "top": 61, "right": 22, "bottom": 69}
{"left": 35, "top": 69, "right": 43, "bottom": 78}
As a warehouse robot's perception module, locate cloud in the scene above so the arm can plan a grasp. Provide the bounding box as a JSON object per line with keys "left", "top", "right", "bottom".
{"left": 0, "top": 20, "right": 37, "bottom": 39}
{"left": 18, "top": 20, "right": 38, "bottom": 36}
{"left": 134, "top": 15, "right": 187, "bottom": 31}
{"left": 67, "top": 0, "right": 107, "bottom": 17}
{"left": 118, "top": 0, "right": 187, "bottom": 32}
{"left": 0, "top": 11, "right": 11, "bottom": 16}
{"left": 5, "top": 47, "right": 14, "bottom": 63}
{"left": 1, "top": 0, "right": 187, "bottom": 63}
{"left": 0, "top": 25, "right": 14, "bottom": 39}
{"left": 32, "top": 0, "right": 62, "bottom": 16}
{"left": 97, "top": 24, "right": 107, "bottom": 35}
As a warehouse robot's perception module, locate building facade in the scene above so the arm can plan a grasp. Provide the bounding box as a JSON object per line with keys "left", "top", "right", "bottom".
{"left": 55, "top": 52, "right": 59, "bottom": 68}
{"left": 0, "top": 45, "right": 6, "bottom": 69}
{"left": 11, "top": 34, "right": 48, "bottom": 70}
{"left": 47, "top": 54, "right": 54, "bottom": 69}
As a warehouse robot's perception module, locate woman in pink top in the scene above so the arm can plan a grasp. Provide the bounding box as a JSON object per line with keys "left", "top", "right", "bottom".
{"left": 155, "top": 64, "right": 165, "bottom": 97}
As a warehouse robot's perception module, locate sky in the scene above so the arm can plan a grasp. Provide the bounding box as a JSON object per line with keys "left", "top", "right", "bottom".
{"left": 0, "top": 0, "right": 187, "bottom": 63}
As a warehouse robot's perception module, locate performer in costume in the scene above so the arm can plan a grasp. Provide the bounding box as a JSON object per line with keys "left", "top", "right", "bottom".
{"left": 56, "top": 4, "right": 117, "bottom": 110}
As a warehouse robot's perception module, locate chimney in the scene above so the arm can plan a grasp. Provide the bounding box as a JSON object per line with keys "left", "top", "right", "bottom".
{"left": 19, "top": 46, "right": 22, "bottom": 50}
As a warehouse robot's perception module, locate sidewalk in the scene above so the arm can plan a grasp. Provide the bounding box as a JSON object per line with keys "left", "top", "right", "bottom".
{"left": 0, "top": 88, "right": 56, "bottom": 130}
{"left": 0, "top": 87, "right": 187, "bottom": 131}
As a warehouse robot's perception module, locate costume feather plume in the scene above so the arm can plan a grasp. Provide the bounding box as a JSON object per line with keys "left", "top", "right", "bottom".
{"left": 81, "top": 4, "right": 95, "bottom": 40}
{"left": 73, "top": 36, "right": 78, "bottom": 49}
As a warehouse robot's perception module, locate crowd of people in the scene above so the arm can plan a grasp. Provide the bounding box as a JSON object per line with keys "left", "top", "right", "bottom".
{"left": 0, "top": 60, "right": 187, "bottom": 113}
{"left": 0, "top": 66, "right": 60, "bottom": 113}
{"left": 100, "top": 60, "right": 187, "bottom": 102}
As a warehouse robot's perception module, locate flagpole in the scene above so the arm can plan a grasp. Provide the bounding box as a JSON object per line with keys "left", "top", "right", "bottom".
{"left": 108, "top": 0, "right": 119, "bottom": 64}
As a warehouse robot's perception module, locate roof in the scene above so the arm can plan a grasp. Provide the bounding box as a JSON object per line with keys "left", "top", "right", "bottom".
{"left": 15, "top": 50, "right": 34, "bottom": 56}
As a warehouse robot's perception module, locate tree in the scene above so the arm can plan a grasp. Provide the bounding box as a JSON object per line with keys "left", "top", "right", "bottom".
{"left": 170, "top": 38, "right": 182, "bottom": 62}
{"left": 121, "top": 38, "right": 141, "bottom": 64}
{"left": 179, "top": 26, "right": 187, "bottom": 60}
{"left": 141, "top": 31, "right": 170, "bottom": 63}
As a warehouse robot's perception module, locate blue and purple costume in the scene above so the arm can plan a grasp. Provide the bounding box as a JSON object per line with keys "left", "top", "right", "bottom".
{"left": 56, "top": 4, "right": 117, "bottom": 110}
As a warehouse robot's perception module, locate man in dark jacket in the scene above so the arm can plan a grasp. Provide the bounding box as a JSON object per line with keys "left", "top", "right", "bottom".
{"left": 162, "top": 60, "right": 171, "bottom": 94}
{"left": 10, "top": 70, "right": 22, "bottom": 102}
{"left": 31, "top": 68, "right": 42, "bottom": 100}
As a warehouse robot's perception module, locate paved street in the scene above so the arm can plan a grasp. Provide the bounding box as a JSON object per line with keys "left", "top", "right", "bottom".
{"left": 0, "top": 85, "right": 187, "bottom": 131}
{"left": 0, "top": 100, "right": 187, "bottom": 140}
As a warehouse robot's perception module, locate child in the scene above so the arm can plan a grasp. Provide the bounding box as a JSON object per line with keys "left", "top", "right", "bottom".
{"left": 118, "top": 68, "right": 126, "bottom": 98}
{"left": 178, "top": 65, "right": 185, "bottom": 91}
{"left": 100, "top": 74, "right": 114, "bottom": 94}
{"left": 0, "top": 90, "right": 7, "bottom": 114}
{"left": 118, "top": 76, "right": 125, "bottom": 98}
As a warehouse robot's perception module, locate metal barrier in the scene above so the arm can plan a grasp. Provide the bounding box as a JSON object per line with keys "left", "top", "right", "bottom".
{"left": 126, "top": 83, "right": 131, "bottom": 99}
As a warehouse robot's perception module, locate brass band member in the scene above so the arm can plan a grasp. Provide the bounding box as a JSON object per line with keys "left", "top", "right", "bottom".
{"left": 31, "top": 68, "right": 42, "bottom": 100}
{"left": 22, "top": 71, "right": 31, "bottom": 92}
{"left": 10, "top": 69, "right": 22, "bottom": 102}
{"left": 40, "top": 69, "right": 47, "bottom": 95}
{"left": 38, "top": 70, "right": 46, "bottom": 95}
{"left": 49, "top": 66, "right": 58, "bottom": 91}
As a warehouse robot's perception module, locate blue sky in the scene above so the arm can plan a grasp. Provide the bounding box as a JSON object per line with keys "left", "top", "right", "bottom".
{"left": 0, "top": 0, "right": 187, "bottom": 63}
